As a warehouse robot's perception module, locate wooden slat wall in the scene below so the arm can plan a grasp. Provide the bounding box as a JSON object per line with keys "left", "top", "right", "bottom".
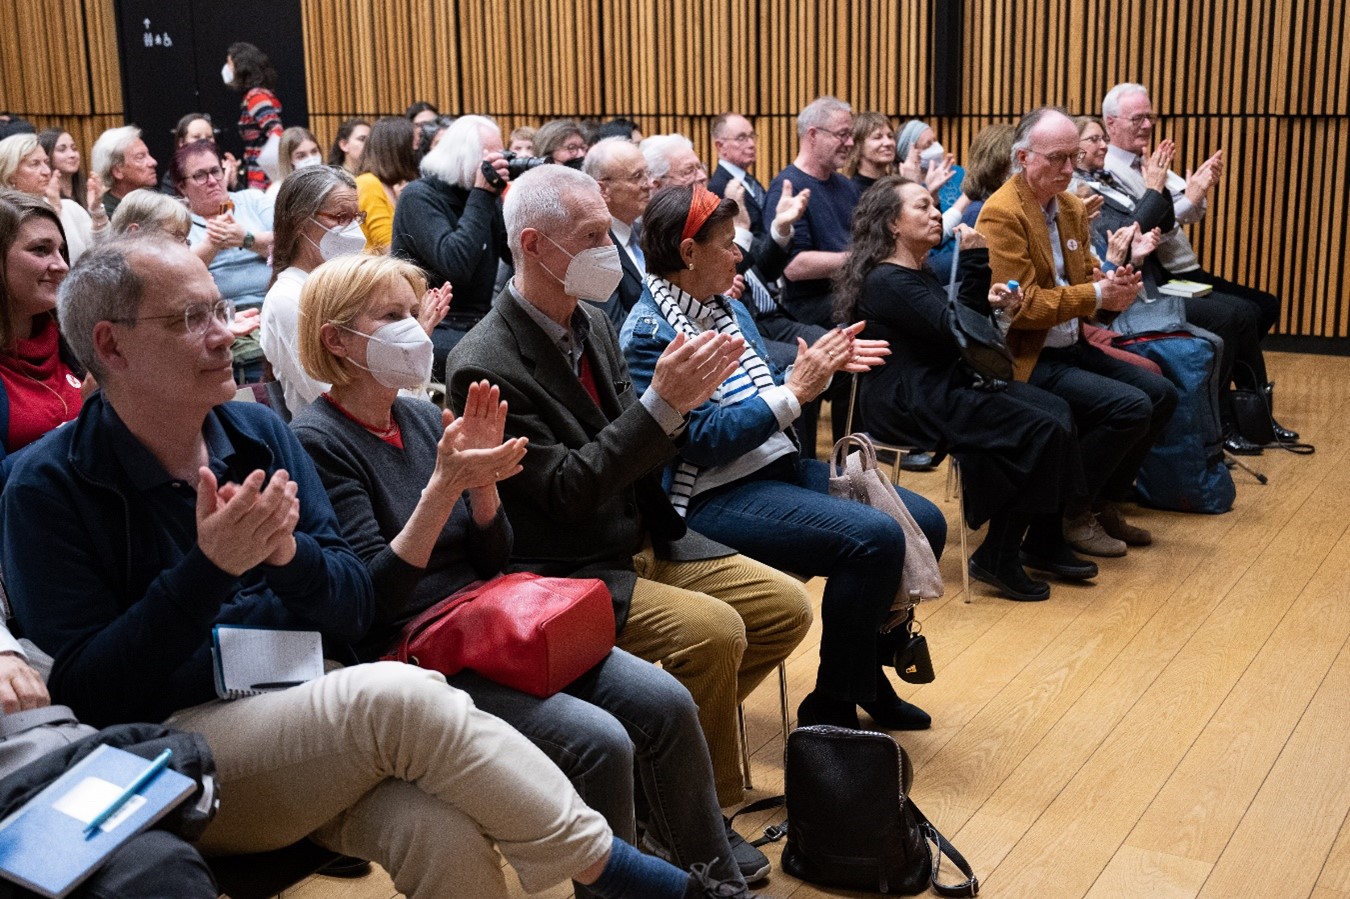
{"left": 2, "top": 0, "right": 1346, "bottom": 337}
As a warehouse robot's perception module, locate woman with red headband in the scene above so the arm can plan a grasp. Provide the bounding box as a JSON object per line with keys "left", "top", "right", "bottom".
{"left": 619, "top": 184, "right": 948, "bottom": 730}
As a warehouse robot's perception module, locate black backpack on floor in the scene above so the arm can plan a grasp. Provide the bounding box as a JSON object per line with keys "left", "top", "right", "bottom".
{"left": 782, "top": 725, "right": 978, "bottom": 896}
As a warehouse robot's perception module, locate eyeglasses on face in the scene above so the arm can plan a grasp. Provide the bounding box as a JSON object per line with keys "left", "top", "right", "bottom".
{"left": 1029, "top": 148, "right": 1087, "bottom": 167}
{"left": 110, "top": 299, "right": 236, "bottom": 335}
{"left": 1111, "top": 113, "right": 1157, "bottom": 127}
{"left": 603, "top": 169, "right": 650, "bottom": 185}
{"left": 723, "top": 132, "right": 756, "bottom": 143}
{"left": 188, "top": 166, "right": 225, "bottom": 185}
{"left": 315, "top": 209, "right": 368, "bottom": 227}
{"left": 818, "top": 127, "right": 853, "bottom": 143}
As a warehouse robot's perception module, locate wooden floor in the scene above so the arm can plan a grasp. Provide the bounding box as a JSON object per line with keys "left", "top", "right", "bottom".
{"left": 277, "top": 351, "right": 1350, "bottom": 899}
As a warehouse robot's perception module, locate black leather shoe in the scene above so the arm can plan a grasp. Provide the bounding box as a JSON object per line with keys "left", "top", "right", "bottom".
{"left": 901, "top": 451, "right": 938, "bottom": 472}
{"left": 1271, "top": 419, "right": 1300, "bottom": 441}
{"left": 318, "top": 856, "right": 373, "bottom": 879}
{"left": 1019, "top": 544, "right": 1099, "bottom": 580}
{"left": 1223, "top": 433, "right": 1264, "bottom": 455}
{"left": 969, "top": 556, "right": 1051, "bottom": 601}
{"left": 860, "top": 696, "right": 932, "bottom": 730}
{"left": 860, "top": 668, "right": 932, "bottom": 729}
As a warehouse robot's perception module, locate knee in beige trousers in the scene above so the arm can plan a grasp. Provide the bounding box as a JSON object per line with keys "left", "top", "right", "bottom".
{"left": 166, "top": 662, "right": 612, "bottom": 898}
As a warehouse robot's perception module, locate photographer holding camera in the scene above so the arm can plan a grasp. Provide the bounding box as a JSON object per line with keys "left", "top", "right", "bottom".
{"left": 390, "top": 114, "right": 513, "bottom": 381}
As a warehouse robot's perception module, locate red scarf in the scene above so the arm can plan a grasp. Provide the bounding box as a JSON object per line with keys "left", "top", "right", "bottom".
{"left": 0, "top": 316, "right": 82, "bottom": 454}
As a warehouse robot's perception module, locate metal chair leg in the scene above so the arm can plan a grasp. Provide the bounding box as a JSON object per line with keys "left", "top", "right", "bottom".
{"left": 777, "top": 661, "right": 790, "bottom": 744}
{"left": 737, "top": 701, "right": 753, "bottom": 791}
{"left": 946, "top": 458, "right": 972, "bottom": 603}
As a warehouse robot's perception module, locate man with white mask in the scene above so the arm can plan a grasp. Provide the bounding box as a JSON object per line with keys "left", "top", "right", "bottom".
{"left": 262, "top": 165, "right": 449, "bottom": 415}
{"left": 445, "top": 166, "right": 813, "bottom": 879}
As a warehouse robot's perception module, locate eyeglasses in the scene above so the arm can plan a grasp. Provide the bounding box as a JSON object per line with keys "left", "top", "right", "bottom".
{"left": 1124, "top": 113, "right": 1157, "bottom": 127}
{"left": 315, "top": 209, "right": 368, "bottom": 227}
{"left": 602, "top": 168, "right": 650, "bottom": 185}
{"left": 1079, "top": 134, "right": 1106, "bottom": 144}
{"left": 110, "top": 299, "right": 235, "bottom": 336}
{"left": 1028, "top": 148, "right": 1087, "bottom": 167}
{"left": 723, "top": 132, "right": 756, "bottom": 143}
{"left": 817, "top": 127, "right": 853, "bottom": 143}
{"left": 560, "top": 142, "right": 588, "bottom": 154}
{"left": 187, "top": 166, "right": 225, "bottom": 185}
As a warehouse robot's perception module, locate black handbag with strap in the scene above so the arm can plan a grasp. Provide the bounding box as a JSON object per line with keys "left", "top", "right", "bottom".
{"left": 781, "top": 725, "right": 978, "bottom": 896}
{"left": 946, "top": 243, "right": 1013, "bottom": 385}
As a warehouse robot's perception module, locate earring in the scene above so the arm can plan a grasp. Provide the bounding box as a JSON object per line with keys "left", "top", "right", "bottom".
{"left": 688, "top": 262, "right": 695, "bottom": 271}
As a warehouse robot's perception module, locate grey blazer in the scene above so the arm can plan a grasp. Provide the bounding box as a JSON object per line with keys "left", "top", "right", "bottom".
{"left": 445, "top": 288, "right": 731, "bottom": 632}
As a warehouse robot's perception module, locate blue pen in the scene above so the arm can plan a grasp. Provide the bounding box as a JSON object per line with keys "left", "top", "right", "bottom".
{"left": 83, "top": 748, "right": 173, "bottom": 837}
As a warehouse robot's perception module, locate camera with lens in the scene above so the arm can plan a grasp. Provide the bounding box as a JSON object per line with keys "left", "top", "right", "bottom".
{"left": 480, "top": 153, "right": 584, "bottom": 191}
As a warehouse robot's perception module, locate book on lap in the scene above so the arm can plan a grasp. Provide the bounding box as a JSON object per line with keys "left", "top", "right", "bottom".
{"left": 0, "top": 744, "right": 196, "bottom": 898}
{"left": 211, "top": 624, "right": 324, "bottom": 700}
{"left": 1157, "top": 279, "right": 1213, "bottom": 297}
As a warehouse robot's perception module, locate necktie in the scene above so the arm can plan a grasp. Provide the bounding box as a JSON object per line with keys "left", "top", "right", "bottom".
{"left": 745, "top": 270, "right": 776, "bottom": 315}
{"left": 628, "top": 226, "right": 645, "bottom": 271}
{"left": 578, "top": 349, "right": 602, "bottom": 407}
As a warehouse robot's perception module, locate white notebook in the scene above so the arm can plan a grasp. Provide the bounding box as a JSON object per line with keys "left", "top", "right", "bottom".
{"left": 211, "top": 625, "right": 324, "bottom": 700}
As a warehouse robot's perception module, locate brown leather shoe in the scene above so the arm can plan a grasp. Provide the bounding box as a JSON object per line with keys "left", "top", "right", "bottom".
{"left": 1063, "top": 511, "right": 1127, "bottom": 557}
{"left": 1096, "top": 503, "right": 1152, "bottom": 546}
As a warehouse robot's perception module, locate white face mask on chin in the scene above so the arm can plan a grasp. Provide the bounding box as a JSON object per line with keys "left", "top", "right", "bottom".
{"left": 340, "top": 317, "right": 433, "bottom": 389}
{"left": 221, "top": 63, "right": 234, "bottom": 86}
{"left": 540, "top": 234, "right": 625, "bottom": 302}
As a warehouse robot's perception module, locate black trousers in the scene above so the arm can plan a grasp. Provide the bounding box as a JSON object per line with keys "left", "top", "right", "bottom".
{"left": 1173, "top": 266, "right": 1281, "bottom": 338}
{"left": 1030, "top": 340, "right": 1178, "bottom": 503}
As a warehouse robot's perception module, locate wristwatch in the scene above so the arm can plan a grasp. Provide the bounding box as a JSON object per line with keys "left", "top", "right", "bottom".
{"left": 242, "top": 231, "right": 255, "bottom": 250}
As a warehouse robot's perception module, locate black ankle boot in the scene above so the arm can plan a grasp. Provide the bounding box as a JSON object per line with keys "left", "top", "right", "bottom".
{"left": 859, "top": 667, "right": 932, "bottom": 730}
{"left": 796, "top": 690, "right": 859, "bottom": 729}
{"left": 970, "top": 512, "right": 1051, "bottom": 601}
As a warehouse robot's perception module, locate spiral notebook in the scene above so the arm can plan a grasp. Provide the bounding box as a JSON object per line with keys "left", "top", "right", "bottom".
{"left": 211, "top": 625, "right": 324, "bottom": 699}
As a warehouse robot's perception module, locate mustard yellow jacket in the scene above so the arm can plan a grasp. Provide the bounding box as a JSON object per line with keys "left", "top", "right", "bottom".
{"left": 975, "top": 172, "right": 1104, "bottom": 381}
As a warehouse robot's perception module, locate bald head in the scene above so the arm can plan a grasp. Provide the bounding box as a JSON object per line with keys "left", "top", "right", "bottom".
{"left": 583, "top": 137, "right": 651, "bottom": 225}
{"left": 1012, "top": 107, "right": 1080, "bottom": 204}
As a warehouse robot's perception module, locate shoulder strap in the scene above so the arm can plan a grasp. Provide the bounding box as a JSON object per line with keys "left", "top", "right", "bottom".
{"left": 948, "top": 239, "right": 961, "bottom": 304}
{"left": 909, "top": 799, "right": 980, "bottom": 897}
{"left": 727, "top": 794, "right": 789, "bottom": 847}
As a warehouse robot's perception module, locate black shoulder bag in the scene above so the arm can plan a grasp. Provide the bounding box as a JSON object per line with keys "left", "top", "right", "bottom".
{"left": 945, "top": 243, "right": 1013, "bottom": 386}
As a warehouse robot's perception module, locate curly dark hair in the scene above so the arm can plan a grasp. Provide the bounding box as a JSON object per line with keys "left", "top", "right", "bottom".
{"left": 833, "top": 174, "right": 917, "bottom": 323}
{"left": 227, "top": 42, "right": 277, "bottom": 92}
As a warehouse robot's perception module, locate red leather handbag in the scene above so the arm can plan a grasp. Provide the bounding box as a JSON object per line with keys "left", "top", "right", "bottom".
{"left": 383, "top": 572, "right": 615, "bottom": 698}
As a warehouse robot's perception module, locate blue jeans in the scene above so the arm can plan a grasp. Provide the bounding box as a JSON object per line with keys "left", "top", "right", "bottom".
{"left": 688, "top": 457, "right": 946, "bottom": 703}
{"left": 445, "top": 648, "right": 740, "bottom": 889}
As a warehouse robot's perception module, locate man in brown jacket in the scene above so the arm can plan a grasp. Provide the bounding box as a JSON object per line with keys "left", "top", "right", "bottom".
{"left": 977, "top": 107, "right": 1177, "bottom": 564}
